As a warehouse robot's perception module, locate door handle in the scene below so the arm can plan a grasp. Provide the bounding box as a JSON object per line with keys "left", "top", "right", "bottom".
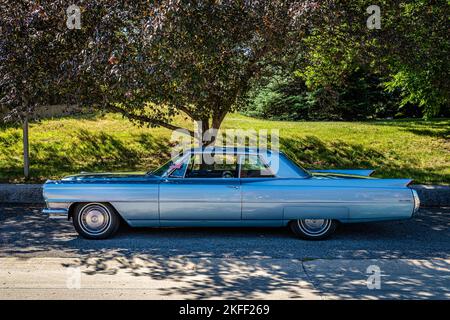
{"left": 162, "top": 179, "right": 179, "bottom": 184}
{"left": 226, "top": 185, "right": 240, "bottom": 189}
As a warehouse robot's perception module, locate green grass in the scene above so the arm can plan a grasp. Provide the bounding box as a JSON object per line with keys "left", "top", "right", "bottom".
{"left": 0, "top": 113, "right": 449, "bottom": 184}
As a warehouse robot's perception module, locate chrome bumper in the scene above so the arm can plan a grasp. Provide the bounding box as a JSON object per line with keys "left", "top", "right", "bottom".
{"left": 42, "top": 208, "right": 69, "bottom": 219}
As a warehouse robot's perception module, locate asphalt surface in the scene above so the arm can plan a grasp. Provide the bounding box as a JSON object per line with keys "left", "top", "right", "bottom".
{"left": 0, "top": 205, "right": 449, "bottom": 299}
{"left": 0, "top": 205, "right": 448, "bottom": 260}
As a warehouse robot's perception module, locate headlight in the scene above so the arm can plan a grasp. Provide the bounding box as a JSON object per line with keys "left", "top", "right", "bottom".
{"left": 412, "top": 189, "right": 420, "bottom": 214}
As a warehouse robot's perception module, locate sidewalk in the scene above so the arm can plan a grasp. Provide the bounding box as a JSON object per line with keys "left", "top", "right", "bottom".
{"left": 303, "top": 259, "right": 450, "bottom": 299}
{"left": 1, "top": 257, "right": 448, "bottom": 299}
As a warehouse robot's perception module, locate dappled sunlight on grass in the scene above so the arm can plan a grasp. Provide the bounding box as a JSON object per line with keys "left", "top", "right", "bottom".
{"left": 223, "top": 115, "right": 450, "bottom": 184}
{"left": 0, "top": 113, "right": 448, "bottom": 184}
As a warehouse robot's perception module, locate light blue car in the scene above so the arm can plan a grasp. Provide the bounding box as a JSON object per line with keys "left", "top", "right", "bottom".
{"left": 43, "top": 147, "right": 420, "bottom": 240}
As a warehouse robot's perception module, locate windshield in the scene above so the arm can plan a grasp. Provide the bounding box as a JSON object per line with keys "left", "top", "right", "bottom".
{"left": 150, "top": 154, "right": 185, "bottom": 177}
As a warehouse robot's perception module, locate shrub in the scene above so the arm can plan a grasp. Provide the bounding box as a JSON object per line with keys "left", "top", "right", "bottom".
{"left": 242, "top": 70, "right": 404, "bottom": 121}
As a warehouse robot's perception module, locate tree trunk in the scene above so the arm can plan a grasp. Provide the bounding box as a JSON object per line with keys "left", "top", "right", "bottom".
{"left": 207, "top": 111, "right": 227, "bottom": 147}
{"left": 23, "top": 117, "right": 30, "bottom": 179}
{"left": 194, "top": 112, "right": 226, "bottom": 147}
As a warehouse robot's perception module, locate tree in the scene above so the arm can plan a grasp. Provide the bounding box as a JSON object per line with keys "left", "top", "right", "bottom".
{"left": 1, "top": 1, "right": 348, "bottom": 178}
{"left": 4, "top": 1, "right": 384, "bottom": 150}
{"left": 54, "top": 0, "right": 342, "bottom": 145}
{"left": 297, "top": 0, "right": 449, "bottom": 118}
{"left": 0, "top": 1, "right": 72, "bottom": 178}
{"left": 382, "top": 1, "right": 449, "bottom": 118}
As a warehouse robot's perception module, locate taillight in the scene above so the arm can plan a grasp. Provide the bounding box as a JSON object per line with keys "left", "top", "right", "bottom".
{"left": 412, "top": 189, "right": 420, "bottom": 214}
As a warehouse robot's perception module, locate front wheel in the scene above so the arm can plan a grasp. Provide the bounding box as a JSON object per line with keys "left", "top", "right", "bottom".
{"left": 73, "top": 203, "right": 120, "bottom": 239}
{"left": 289, "top": 219, "right": 338, "bottom": 240}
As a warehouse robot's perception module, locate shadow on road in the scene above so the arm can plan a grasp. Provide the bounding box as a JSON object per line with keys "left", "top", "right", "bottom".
{"left": 1, "top": 205, "right": 449, "bottom": 299}
{"left": 1, "top": 205, "right": 449, "bottom": 260}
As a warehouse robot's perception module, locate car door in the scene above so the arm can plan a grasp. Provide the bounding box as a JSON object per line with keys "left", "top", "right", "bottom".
{"left": 240, "top": 154, "right": 284, "bottom": 222}
{"left": 159, "top": 152, "right": 241, "bottom": 223}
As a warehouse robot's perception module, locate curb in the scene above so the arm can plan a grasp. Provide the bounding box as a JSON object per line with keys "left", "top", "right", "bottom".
{"left": 0, "top": 183, "right": 449, "bottom": 207}
{"left": 0, "top": 184, "right": 43, "bottom": 204}
{"left": 412, "top": 185, "right": 450, "bottom": 208}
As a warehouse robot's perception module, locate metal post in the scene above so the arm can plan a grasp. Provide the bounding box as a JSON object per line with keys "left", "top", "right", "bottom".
{"left": 23, "top": 117, "right": 29, "bottom": 179}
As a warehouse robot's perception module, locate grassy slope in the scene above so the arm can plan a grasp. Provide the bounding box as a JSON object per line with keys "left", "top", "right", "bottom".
{"left": 0, "top": 113, "right": 449, "bottom": 184}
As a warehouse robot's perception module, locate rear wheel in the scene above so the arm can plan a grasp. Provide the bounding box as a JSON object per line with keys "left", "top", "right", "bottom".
{"left": 73, "top": 203, "right": 120, "bottom": 239}
{"left": 289, "top": 219, "right": 337, "bottom": 240}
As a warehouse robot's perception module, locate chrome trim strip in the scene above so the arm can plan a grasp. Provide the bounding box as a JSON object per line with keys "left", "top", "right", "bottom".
{"left": 42, "top": 208, "right": 69, "bottom": 219}
{"left": 157, "top": 200, "right": 412, "bottom": 204}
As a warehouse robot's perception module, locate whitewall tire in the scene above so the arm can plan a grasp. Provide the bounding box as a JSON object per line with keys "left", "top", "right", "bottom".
{"left": 290, "top": 219, "right": 338, "bottom": 240}
{"left": 73, "top": 203, "right": 120, "bottom": 239}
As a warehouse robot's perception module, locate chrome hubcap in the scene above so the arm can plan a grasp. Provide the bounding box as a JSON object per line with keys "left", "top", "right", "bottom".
{"left": 298, "top": 219, "right": 331, "bottom": 236}
{"left": 79, "top": 204, "right": 111, "bottom": 235}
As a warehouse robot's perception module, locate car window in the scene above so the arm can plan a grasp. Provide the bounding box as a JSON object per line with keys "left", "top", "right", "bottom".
{"left": 152, "top": 153, "right": 188, "bottom": 177}
{"left": 151, "top": 154, "right": 189, "bottom": 178}
{"left": 185, "top": 153, "right": 238, "bottom": 178}
{"left": 240, "top": 154, "right": 275, "bottom": 178}
{"left": 168, "top": 158, "right": 189, "bottom": 178}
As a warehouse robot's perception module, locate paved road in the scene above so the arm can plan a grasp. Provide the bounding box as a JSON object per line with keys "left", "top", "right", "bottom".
{"left": 0, "top": 205, "right": 449, "bottom": 299}
{"left": 1, "top": 205, "right": 448, "bottom": 259}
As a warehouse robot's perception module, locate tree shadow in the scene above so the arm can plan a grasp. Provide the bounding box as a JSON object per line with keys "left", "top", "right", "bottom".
{"left": 0, "top": 130, "right": 172, "bottom": 182}
{"left": 280, "top": 136, "right": 450, "bottom": 184}
{"left": 303, "top": 258, "right": 450, "bottom": 299}
{"left": 61, "top": 254, "right": 313, "bottom": 299}
{"left": 367, "top": 119, "right": 450, "bottom": 140}
{"left": 280, "top": 135, "right": 389, "bottom": 169}
{"left": 135, "top": 132, "right": 171, "bottom": 169}
{"left": 1, "top": 205, "right": 449, "bottom": 299}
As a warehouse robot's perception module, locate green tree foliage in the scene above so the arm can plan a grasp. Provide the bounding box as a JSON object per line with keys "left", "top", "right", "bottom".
{"left": 383, "top": 1, "right": 449, "bottom": 118}
{"left": 243, "top": 75, "right": 308, "bottom": 120}
{"left": 243, "top": 69, "right": 402, "bottom": 121}
{"left": 297, "top": 0, "right": 449, "bottom": 118}
{"left": 1, "top": 1, "right": 447, "bottom": 133}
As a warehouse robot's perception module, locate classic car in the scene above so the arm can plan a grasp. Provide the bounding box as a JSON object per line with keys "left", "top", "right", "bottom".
{"left": 43, "top": 147, "right": 420, "bottom": 240}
